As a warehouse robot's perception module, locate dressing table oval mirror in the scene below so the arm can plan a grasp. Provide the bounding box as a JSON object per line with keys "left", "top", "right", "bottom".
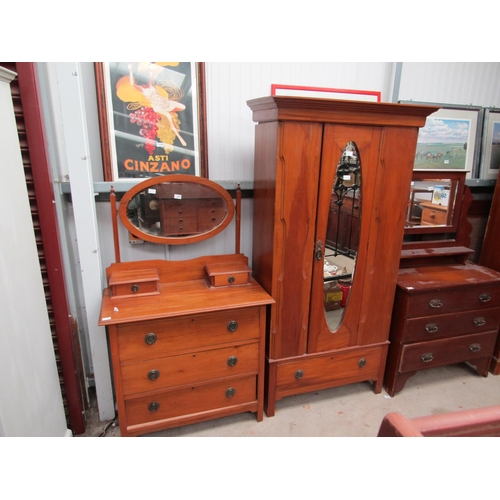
{"left": 118, "top": 174, "right": 235, "bottom": 246}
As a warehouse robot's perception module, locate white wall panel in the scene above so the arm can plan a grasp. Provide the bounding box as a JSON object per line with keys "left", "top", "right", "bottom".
{"left": 398, "top": 62, "right": 500, "bottom": 107}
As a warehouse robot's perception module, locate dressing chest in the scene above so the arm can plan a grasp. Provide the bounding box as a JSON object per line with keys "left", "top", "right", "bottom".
{"left": 385, "top": 170, "right": 500, "bottom": 395}
{"left": 99, "top": 175, "right": 273, "bottom": 436}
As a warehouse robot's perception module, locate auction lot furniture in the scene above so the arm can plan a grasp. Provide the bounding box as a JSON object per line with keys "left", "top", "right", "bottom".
{"left": 99, "top": 175, "right": 273, "bottom": 436}
{"left": 247, "top": 96, "right": 437, "bottom": 416}
{"left": 377, "top": 405, "right": 500, "bottom": 437}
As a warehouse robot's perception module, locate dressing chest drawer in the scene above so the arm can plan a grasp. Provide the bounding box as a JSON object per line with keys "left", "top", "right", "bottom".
{"left": 384, "top": 263, "right": 500, "bottom": 396}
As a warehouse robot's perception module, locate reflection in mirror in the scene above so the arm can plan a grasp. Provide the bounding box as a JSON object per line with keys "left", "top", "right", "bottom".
{"left": 118, "top": 175, "right": 235, "bottom": 245}
{"left": 127, "top": 182, "right": 229, "bottom": 237}
{"left": 324, "top": 141, "right": 361, "bottom": 332}
{"left": 405, "top": 177, "right": 457, "bottom": 229}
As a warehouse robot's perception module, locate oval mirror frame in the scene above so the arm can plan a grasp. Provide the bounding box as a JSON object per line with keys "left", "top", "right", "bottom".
{"left": 118, "top": 174, "right": 235, "bottom": 245}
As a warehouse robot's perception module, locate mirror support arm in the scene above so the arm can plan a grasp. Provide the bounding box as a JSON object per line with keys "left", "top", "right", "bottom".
{"left": 236, "top": 184, "right": 241, "bottom": 254}
{"left": 110, "top": 186, "right": 121, "bottom": 263}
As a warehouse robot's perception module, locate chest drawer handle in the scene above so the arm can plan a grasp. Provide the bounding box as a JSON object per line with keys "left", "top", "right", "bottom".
{"left": 225, "top": 387, "right": 236, "bottom": 398}
{"left": 479, "top": 293, "right": 491, "bottom": 303}
{"left": 227, "top": 356, "right": 238, "bottom": 367}
{"left": 469, "top": 343, "right": 481, "bottom": 353}
{"left": 148, "top": 402, "right": 160, "bottom": 412}
{"left": 358, "top": 358, "right": 366, "bottom": 368}
{"left": 147, "top": 369, "right": 160, "bottom": 381}
{"left": 227, "top": 321, "right": 238, "bottom": 332}
{"left": 425, "top": 323, "right": 438, "bottom": 333}
{"left": 429, "top": 299, "right": 443, "bottom": 308}
{"left": 131, "top": 284, "right": 140, "bottom": 293}
{"left": 421, "top": 353, "right": 434, "bottom": 363}
{"left": 295, "top": 370, "right": 304, "bottom": 380}
{"left": 144, "top": 333, "right": 157, "bottom": 345}
{"left": 228, "top": 276, "right": 235, "bottom": 284}
{"left": 473, "top": 317, "right": 486, "bottom": 327}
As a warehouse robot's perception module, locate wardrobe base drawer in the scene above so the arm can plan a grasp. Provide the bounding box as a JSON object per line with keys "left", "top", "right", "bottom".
{"left": 399, "top": 331, "right": 497, "bottom": 373}
{"left": 124, "top": 375, "right": 257, "bottom": 427}
{"left": 275, "top": 344, "right": 387, "bottom": 400}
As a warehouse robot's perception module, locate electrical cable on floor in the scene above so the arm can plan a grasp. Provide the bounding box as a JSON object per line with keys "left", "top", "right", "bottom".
{"left": 98, "top": 416, "right": 118, "bottom": 437}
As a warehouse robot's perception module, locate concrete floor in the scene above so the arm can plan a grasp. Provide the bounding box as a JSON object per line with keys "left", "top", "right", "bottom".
{"left": 78, "top": 362, "right": 500, "bottom": 437}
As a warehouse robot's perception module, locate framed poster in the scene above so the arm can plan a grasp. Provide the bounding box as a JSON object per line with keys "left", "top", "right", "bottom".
{"left": 479, "top": 108, "right": 500, "bottom": 180}
{"left": 95, "top": 62, "right": 208, "bottom": 181}
{"left": 271, "top": 84, "right": 381, "bottom": 102}
{"left": 400, "top": 101, "right": 483, "bottom": 178}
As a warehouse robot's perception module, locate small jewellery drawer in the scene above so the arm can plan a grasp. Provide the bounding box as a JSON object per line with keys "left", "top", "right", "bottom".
{"left": 125, "top": 375, "right": 257, "bottom": 426}
{"left": 403, "top": 307, "right": 500, "bottom": 343}
{"left": 399, "top": 331, "right": 497, "bottom": 374}
{"left": 120, "top": 342, "right": 259, "bottom": 395}
{"left": 406, "top": 287, "right": 500, "bottom": 318}
{"left": 116, "top": 307, "right": 261, "bottom": 362}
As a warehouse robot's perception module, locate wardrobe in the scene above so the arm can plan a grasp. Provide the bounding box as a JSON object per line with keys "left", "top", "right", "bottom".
{"left": 247, "top": 96, "right": 437, "bottom": 416}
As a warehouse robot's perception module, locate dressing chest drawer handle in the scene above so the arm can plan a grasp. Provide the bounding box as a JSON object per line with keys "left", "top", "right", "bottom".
{"left": 228, "top": 276, "right": 235, "bottom": 284}
{"left": 148, "top": 402, "right": 160, "bottom": 412}
{"left": 131, "top": 284, "right": 140, "bottom": 293}
{"left": 479, "top": 293, "right": 491, "bottom": 303}
{"left": 227, "top": 321, "right": 238, "bottom": 332}
{"left": 147, "top": 369, "right": 160, "bottom": 381}
{"left": 358, "top": 358, "right": 366, "bottom": 368}
{"left": 295, "top": 370, "right": 304, "bottom": 380}
{"left": 469, "top": 343, "right": 481, "bottom": 353}
{"left": 425, "top": 323, "right": 438, "bottom": 333}
{"left": 227, "top": 356, "right": 238, "bottom": 367}
{"left": 225, "top": 387, "right": 236, "bottom": 398}
{"left": 144, "top": 333, "right": 157, "bottom": 345}
{"left": 421, "top": 353, "right": 434, "bottom": 363}
{"left": 473, "top": 317, "right": 486, "bottom": 327}
{"left": 429, "top": 299, "right": 443, "bottom": 308}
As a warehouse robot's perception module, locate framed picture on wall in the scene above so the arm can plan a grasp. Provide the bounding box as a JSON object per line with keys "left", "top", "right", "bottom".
{"left": 479, "top": 108, "right": 500, "bottom": 180}
{"left": 400, "top": 101, "right": 484, "bottom": 178}
{"left": 271, "top": 84, "right": 381, "bottom": 102}
{"left": 95, "top": 62, "right": 208, "bottom": 181}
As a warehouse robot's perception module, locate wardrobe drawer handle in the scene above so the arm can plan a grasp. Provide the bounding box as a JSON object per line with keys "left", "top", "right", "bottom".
{"left": 144, "top": 333, "right": 157, "bottom": 345}
{"left": 473, "top": 317, "right": 486, "bottom": 327}
{"left": 421, "top": 353, "right": 434, "bottom": 363}
{"left": 425, "top": 323, "right": 438, "bottom": 333}
{"left": 429, "top": 299, "right": 443, "bottom": 308}
{"left": 479, "top": 293, "right": 491, "bottom": 303}
{"left": 227, "top": 321, "right": 238, "bottom": 332}
{"left": 469, "top": 343, "right": 481, "bottom": 353}
{"left": 147, "top": 369, "right": 160, "bottom": 381}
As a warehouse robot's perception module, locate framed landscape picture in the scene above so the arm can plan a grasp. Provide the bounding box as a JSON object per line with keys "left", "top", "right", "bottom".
{"left": 95, "top": 62, "right": 208, "bottom": 181}
{"left": 479, "top": 108, "right": 500, "bottom": 180}
{"left": 400, "top": 102, "right": 483, "bottom": 178}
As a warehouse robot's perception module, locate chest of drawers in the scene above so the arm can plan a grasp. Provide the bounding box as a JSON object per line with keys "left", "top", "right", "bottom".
{"left": 99, "top": 256, "right": 273, "bottom": 436}
{"left": 384, "top": 262, "right": 500, "bottom": 397}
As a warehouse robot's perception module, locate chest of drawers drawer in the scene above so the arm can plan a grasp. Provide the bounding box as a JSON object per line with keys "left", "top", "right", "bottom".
{"left": 120, "top": 342, "right": 259, "bottom": 396}
{"left": 116, "top": 307, "right": 260, "bottom": 362}
{"left": 125, "top": 374, "right": 258, "bottom": 428}
{"left": 399, "top": 331, "right": 498, "bottom": 373}
{"left": 406, "top": 286, "right": 500, "bottom": 318}
{"left": 403, "top": 307, "right": 500, "bottom": 343}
